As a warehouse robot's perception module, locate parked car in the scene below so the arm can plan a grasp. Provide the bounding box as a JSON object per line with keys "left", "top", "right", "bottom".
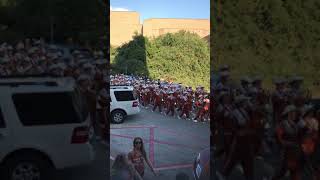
{"left": 0, "top": 76, "right": 94, "bottom": 180}
{"left": 110, "top": 86, "right": 140, "bottom": 124}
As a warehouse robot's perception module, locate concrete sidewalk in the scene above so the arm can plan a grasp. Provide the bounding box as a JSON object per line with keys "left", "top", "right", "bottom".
{"left": 110, "top": 159, "right": 194, "bottom": 180}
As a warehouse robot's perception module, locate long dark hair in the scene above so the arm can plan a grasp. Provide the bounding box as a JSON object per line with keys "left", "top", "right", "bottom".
{"left": 112, "top": 153, "right": 128, "bottom": 170}
{"left": 133, "top": 137, "right": 147, "bottom": 159}
{"left": 112, "top": 153, "right": 135, "bottom": 179}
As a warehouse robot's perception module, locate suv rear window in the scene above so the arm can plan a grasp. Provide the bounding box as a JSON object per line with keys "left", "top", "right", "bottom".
{"left": 12, "top": 92, "right": 88, "bottom": 126}
{"left": 114, "top": 91, "right": 135, "bottom": 101}
{"left": 0, "top": 107, "right": 5, "bottom": 128}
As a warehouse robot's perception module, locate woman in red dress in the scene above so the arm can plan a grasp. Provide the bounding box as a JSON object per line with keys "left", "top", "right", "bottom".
{"left": 128, "top": 137, "right": 157, "bottom": 178}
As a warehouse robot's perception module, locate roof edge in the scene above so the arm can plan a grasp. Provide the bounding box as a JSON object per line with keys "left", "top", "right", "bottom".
{"left": 110, "top": 11, "right": 139, "bottom": 13}
{"left": 144, "top": 18, "right": 209, "bottom": 21}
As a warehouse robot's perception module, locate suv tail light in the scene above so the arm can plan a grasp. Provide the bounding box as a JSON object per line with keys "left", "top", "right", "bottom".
{"left": 71, "top": 126, "right": 89, "bottom": 144}
{"left": 132, "top": 101, "right": 139, "bottom": 107}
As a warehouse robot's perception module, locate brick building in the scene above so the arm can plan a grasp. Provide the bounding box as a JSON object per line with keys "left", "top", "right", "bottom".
{"left": 110, "top": 11, "right": 210, "bottom": 46}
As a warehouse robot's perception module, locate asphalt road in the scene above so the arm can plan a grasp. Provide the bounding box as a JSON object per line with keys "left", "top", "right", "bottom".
{"left": 54, "top": 140, "right": 108, "bottom": 180}
{"left": 110, "top": 106, "right": 210, "bottom": 180}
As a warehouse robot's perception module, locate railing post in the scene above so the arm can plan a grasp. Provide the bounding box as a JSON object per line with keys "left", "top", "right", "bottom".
{"left": 149, "top": 127, "right": 155, "bottom": 166}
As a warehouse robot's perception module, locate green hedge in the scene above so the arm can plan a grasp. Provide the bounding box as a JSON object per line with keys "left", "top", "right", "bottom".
{"left": 212, "top": 0, "right": 320, "bottom": 95}
{"left": 111, "top": 31, "right": 210, "bottom": 90}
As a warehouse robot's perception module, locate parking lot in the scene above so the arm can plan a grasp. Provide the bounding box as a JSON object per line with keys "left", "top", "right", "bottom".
{"left": 110, "top": 107, "right": 210, "bottom": 180}
{"left": 55, "top": 141, "right": 108, "bottom": 180}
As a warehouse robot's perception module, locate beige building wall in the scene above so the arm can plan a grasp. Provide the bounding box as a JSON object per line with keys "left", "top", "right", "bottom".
{"left": 110, "top": 11, "right": 142, "bottom": 46}
{"left": 143, "top": 18, "right": 210, "bottom": 39}
{"left": 110, "top": 12, "right": 210, "bottom": 46}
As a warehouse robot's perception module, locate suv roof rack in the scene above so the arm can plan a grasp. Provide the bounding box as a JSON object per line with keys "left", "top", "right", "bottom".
{"left": 0, "top": 81, "right": 58, "bottom": 87}
{"left": 110, "top": 86, "right": 132, "bottom": 90}
{"left": 110, "top": 85, "right": 132, "bottom": 86}
{"left": 0, "top": 74, "right": 59, "bottom": 78}
{"left": 0, "top": 75, "right": 74, "bottom": 88}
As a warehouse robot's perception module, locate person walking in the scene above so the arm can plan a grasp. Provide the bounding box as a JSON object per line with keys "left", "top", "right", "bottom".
{"left": 218, "top": 95, "right": 256, "bottom": 180}
{"left": 128, "top": 137, "right": 158, "bottom": 178}
{"left": 272, "top": 105, "right": 304, "bottom": 180}
{"left": 111, "top": 154, "right": 143, "bottom": 180}
{"left": 166, "top": 92, "right": 176, "bottom": 116}
{"left": 152, "top": 89, "right": 162, "bottom": 113}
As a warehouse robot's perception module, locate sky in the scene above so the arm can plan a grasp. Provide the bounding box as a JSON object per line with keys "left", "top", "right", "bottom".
{"left": 110, "top": 0, "right": 210, "bottom": 23}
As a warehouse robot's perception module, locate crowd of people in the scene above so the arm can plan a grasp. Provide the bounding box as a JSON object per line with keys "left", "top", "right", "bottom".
{"left": 0, "top": 38, "right": 107, "bottom": 77}
{"left": 213, "top": 65, "right": 320, "bottom": 180}
{"left": 110, "top": 75, "right": 210, "bottom": 179}
{"left": 1, "top": 39, "right": 206, "bottom": 179}
{"left": 0, "top": 38, "right": 109, "bottom": 144}
{"left": 110, "top": 74, "right": 211, "bottom": 123}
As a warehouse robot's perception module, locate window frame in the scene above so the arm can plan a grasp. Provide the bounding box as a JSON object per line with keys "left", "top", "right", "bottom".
{"left": 12, "top": 92, "right": 84, "bottom": 126}
{"left": 113, "top": 90, "right": 135, "bottom": 102}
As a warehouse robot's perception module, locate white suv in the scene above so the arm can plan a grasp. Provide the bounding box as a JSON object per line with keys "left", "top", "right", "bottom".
{"left": 110, "top": 86, "right": 140, "bottom": 123}
{"left": 0, "top": 77, "right": 94, "bottom": 180}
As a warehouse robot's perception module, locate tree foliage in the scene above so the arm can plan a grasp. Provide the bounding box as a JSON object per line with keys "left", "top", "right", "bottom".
{"left": 0, "top": 0, "right": 107, "bottom": 45}
{"left": 112, "top": 31, "right": 210, "bottom": 90}
{"left": 212, "top": 0, "right": 320, "bottom": 94}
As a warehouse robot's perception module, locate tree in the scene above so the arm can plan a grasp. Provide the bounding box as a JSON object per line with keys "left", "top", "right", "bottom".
{"left": 0, "top": 0, "right": 107, "bottom": 45}
{"left": 112, "top": 31, "right": 210, "bottom": 90}
{"left": 212, "top": 0, "right": 320, "bottom": 94}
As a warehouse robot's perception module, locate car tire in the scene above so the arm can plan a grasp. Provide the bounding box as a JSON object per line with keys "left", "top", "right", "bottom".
{"left": 111, "top": 110, "right": 126, "bottom": 124}
{"left": 2, "top": 153, "right": 54, "bottom": 180}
